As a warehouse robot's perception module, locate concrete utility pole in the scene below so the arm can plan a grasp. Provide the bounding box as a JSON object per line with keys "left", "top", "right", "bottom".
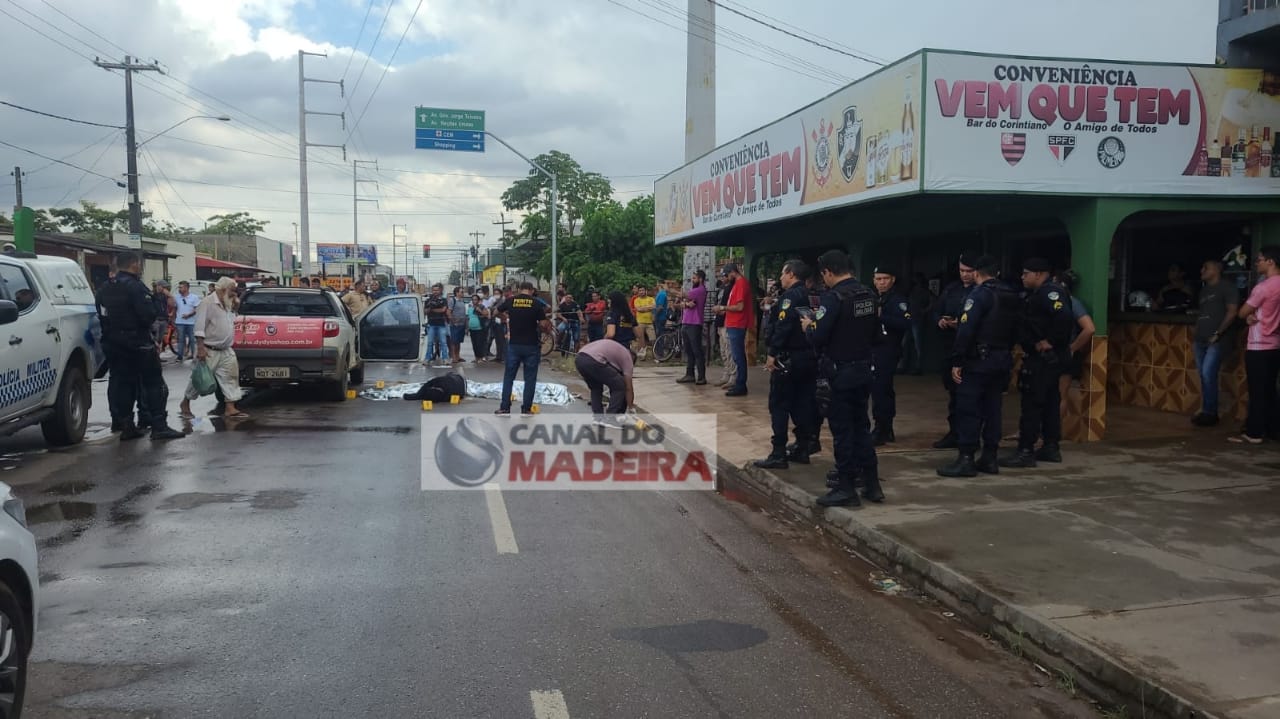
{"left": 392, "top": 224, "right": 408, "bottom": 279}
{"left": 682, "top": 0, "right": 716, "bottom": 283}
{"left": 94, "top": 55, "right": 162, "bottom": 245}
{"left": 469, "top": 231, "right": 485, "bottom": 286}
{"left": 352, "top": 159, "right": 378, "bottom": 278}
{"left": 11, "top": 166, "right": 22, "bottom": 210}
{"left": 493, "top": 213, "right": 512, "bottom": 287}
{"left": 297, "top": 50, "right": 345, "bottom": 277}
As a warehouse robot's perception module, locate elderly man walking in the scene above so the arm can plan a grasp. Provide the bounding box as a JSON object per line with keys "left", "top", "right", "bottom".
{"left": 180, "top": 277, "right": 248, "bottom": 419}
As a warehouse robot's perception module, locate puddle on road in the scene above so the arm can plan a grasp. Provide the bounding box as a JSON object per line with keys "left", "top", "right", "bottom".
{"left": 26, "top": 660, "right": 162, "bottom": 719}
{"left": 612, "top": 620, "right": 768, "bottom": 653}
{"left": 159, "top": 489, "right": 307, "bottom": 511}
{"left": 45, "top": 480, "right": 97, "bottom": 496}
{"left": 251, "top": 424, "right": 415, "bottom": 435}
{"left": 26, "top": 501, "right": 96, "bottom": 525}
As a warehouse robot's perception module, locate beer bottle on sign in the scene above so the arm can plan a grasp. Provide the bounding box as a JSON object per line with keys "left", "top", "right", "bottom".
{"left": 1208, "top": 137, "right": 1222, "bottom": 177}
{"left": 1246, "top": 125, "right": 1262, "bottom": 178}
{"left": 865, "top": 134, "right": 877, "bottom": 188}
{"left": 1231, "top": 129, "right": 1247, "bottom": 176}
{"left": 900, "top": 79, "right": 915, "bottom": 182}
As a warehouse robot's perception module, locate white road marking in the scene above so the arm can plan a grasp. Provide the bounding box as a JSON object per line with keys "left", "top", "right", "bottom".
{"left": 485, "top": 483, "right": 519, "bottom": 554}
{"left": 530, "top": 690, "right": 570, "bottom": 719}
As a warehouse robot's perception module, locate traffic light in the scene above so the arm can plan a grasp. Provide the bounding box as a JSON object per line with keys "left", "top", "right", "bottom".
{"left": 422, "top": 244, "right": 431, "bottom": 258}
{"left": 469, "top": 246, "right": 478, "bottom": 259}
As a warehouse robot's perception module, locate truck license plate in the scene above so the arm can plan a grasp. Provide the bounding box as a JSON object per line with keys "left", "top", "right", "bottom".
{"left": 254, "top": 367, "right": 292, "bottom": 379}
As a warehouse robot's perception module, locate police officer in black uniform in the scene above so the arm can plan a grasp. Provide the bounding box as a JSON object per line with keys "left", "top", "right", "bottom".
{"left": 931, "top": 254, "right": 977, "bottom": 449}
{"left": 1001, "top": 257, "right": 1074, "bottom": 468}
{"left": 754, "top": 259, "right": 818, "bottom": 469}
{"left": 871, "top": 266, "right": 911, "bottom": 446}
{"left": 96, "top": 251, "right": 184, "bottom": 441}
{"left": 937, "top": 255, "right": 1018, "bottom": 477}
{"left": 802, "top": 250, "right": 885, "bottom": 507}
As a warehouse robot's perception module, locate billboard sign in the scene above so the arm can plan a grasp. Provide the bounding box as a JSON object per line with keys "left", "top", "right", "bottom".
{"left": 923, "top": 51, "right": 1280, "bottom": 194}
{"left": 316, "top": 243, "right": 378, "bottom": 264}
{"left": 655, "top": 55, "right": 922, "bottom": 244}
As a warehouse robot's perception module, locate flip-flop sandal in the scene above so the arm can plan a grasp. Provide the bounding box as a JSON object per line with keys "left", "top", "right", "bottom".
{"left": 224, "top": 412, "right": 251, "bottom": 419}
{"left": 1228, "top": 434, "right": 1263, "bottom": 445}
{"left": 178, "top": 410, "right": 195, "bottom": 419}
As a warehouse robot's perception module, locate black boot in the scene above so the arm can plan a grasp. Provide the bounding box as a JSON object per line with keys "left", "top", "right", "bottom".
{"left": 136, "top": 414, "right": 152, "bottom": 430}
{"left": 676, "top": 374, "right": 696, "bottom": 384}
{"left": 1035, "top": 443, "right": 1063, "bottom": 463}
{"left": 787, "top": 437, "right": 822, "bottom": 455}
{"left": 861, "top": 473, "right": 885, "bottom": 503}
{"left": 932, "top": 431, "right": 958, "bottom": 449}
{"left": 975, "top": 449, "right": 1000, "bottom": 475}
{"left": 825, "top": 470, "right": 840, "bottom": 489}
{"left": 786, "top": 437, "right": 812, "bottom": 464}
{"left": 150, "top": 425, "right": 186, "bottom": 441}
{"left": 873, "top": 423, "right": 895, "bottom": 446}
{"left": 937, "top": 452, "right": 977, "bottom": 478}
{"left": 753, "top": 449, "right": 789, "bottom": 470}
{"left": 119, "top": 422, "right": 145, "bottom": 441}
{"left": 110, "top": 418, "right": 124, "bottom": 433}
{"left": 998, "top": 448, "right": 1037, "bottom": 469}
{"left": 817, "top": 478, "right": 863, "bottom": 508}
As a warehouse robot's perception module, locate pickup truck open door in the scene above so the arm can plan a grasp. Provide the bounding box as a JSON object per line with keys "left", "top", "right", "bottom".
{"left": 358, "top": 295, "right": 423, "bottom": 361}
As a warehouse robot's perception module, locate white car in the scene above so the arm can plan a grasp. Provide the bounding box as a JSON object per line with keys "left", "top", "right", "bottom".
{"left": 0, "top": 252, "right": 103, "bottom": 446}
{"left": 0, "top": 481, "right": 38, "bottom": 717}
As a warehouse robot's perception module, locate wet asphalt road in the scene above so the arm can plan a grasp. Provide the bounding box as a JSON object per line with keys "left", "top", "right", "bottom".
{"left": 0, "top": 355, "right": 1093, "bottom": 719}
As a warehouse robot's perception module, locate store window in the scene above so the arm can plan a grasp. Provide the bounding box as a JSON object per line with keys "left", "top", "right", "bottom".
{"left": 1111, "top": 216, "right": 1254, "bottom": 316}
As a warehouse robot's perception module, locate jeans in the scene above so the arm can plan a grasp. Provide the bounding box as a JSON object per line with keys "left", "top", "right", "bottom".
{"left": 1193, "top": 340, "right": 1224, "bottom": 416}
{"left": 501, "top": 344, "right": 541, "bottom": 412}
{"left": 1244, "top": 349, "right": 1280, "bottom": 440}
{"left": 726, "top": 327, "right": 748, "bottom": 391}
{"left": 682, "top": 323, "right": 706, "bottom": 380}
{"left": 576, "top": 353, "right": 626, "bottom": 415}
{"left": 426, "top": 325, "right": 450, "bottom": 362}
{"left": 175, "top": 323, "right": 197, "bottom": 360}
{"left": 557, "top": 321, "right": 580, "bottom": 355}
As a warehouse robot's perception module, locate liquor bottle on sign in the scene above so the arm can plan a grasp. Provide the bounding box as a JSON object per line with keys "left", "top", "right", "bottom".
{"left": 876, "top": 130, "right": 891, "bottom": 186}
{"left": 1261, "top": 128, "right": 1273, "bottom": 175}
{"left": 1246, "top": 125, "right": 1262, "bottom": 178}
{"left": 900, "top": 82, "right": 916, "bottom": 181}
{"left": 1195, "top": 141, "right": 1208, "bottom": 176}
{"left": 1208, "top": 138, "right": 1222, "bottom": 177}
{"left": 1231, "top": 129, "right": 1247, "bottom": 176}
{"left": 865, "top": 134, "right": 877, "bottom": 188}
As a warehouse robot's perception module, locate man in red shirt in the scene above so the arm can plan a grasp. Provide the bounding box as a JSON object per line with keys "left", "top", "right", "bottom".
{"left": 715, "top": 263, "right": 754, "bottom": 396}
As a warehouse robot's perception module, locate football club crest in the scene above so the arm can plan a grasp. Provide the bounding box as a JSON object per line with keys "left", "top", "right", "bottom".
{"left": 1047, "top": 291, "right": 1060, "bottom": 301}
{"left": 1048, "top": 135, "right": 1076, "bottom": 166}
{"left": 1001, "top": 132, "right": 1026, "bottom": 166}
{"left": 898, "top": 302, "right": 908, "bottom": 311}
{"left": 812, "top": 119, "right": 835, "bottom": 187}
{"left": 837, "top": 106, "right": 863, "bottom": 182}
{"left": 814, "top": 306, "right": 827, "bottom": 321}
{"left": 1097, "top": 136, "right": 1126, "bottom": 169}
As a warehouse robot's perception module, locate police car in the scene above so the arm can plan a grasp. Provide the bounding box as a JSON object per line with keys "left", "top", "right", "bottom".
{"left": 0, "top": 251, "right": 104, "bottom": 446}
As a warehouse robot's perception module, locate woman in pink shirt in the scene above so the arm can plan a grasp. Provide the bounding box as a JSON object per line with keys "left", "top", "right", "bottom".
{"left": 1232, "top": 246, "right": 1280, "bottom": 444}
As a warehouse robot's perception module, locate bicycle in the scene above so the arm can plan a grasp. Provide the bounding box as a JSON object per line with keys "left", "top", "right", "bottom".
{"left": 652, "top": 319, "right": 684, "bottom": 363}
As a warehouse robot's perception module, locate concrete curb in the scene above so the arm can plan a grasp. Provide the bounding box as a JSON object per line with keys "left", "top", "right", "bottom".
{"left": 715, "top": 460, "right": 1220, "bottom": 719}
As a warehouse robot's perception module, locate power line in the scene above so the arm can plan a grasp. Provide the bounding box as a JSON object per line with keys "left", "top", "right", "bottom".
{"left": 0, "top": 3, "right": 98, "bottom": 63}
{"left": 51, "top": 133, "right": 120, "bottom": 206}
{"left": 0, "top": 99, "right": 124, "bottom": 128}
{"left": 709, "top": 0, "right": 884, "bottom": 66}
{"left": 341, "top": 0, "right": 378, "bottom": 80}
{"left": 24, "top": 128, "right": 120, "bottom": 176}
{"left": 142, "top": 147, "right": 205, "bottom": 226}
{"left": 39, "top": 0, "right": 129, "bottom": 55}
{"left": 0, "top": 139, "right": 123, "bottom": 186}
{"left": 347, "top": 0, "right": 396, "bottom": 106}
{"left": 346, "top": 0, "right": 425, "bottom": 143}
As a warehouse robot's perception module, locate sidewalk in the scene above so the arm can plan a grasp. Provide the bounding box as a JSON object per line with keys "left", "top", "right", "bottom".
{"left": 622, "top": 361, "right": 1280, "bottom": 719}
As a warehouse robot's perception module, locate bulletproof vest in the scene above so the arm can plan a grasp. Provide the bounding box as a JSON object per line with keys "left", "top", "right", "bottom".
{"left": 830, "top": 281, "right": 881, "bottom": 361}
{"left": 975, "top": 283, "right": 1020, "bottom": 349}
{"left": 97, "top": 275, "right": 153, "bottom": 348}
{"left": 1043, "top": 282, "right": 1075, "bottom": 350}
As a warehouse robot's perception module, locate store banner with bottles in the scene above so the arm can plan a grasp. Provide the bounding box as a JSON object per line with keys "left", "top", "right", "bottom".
{"left": 655, "top": 55, "right": 922, "bottom": 244}
{"left": 924, "top": 51, "right": 1280, "bottom": 195}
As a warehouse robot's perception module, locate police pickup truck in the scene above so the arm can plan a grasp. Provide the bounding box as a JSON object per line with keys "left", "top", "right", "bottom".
{"left": 0, "top": 252, "right": 104, "bottom": 446}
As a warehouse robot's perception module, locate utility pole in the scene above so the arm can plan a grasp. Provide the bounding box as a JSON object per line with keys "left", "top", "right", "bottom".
{"left": 492, "top": 212, "right": 512, "bottom": 287}
{"left": 392, "top": 224, "right": 407, "bottom": 280}
{"left": 352, "top": 159, "right": 378, "bottom": 279}
{"left": 94, "top": 56, "right": 162, "bottom": 246}
{"left": 298, "top": 50, "right": 345, "bottom": 277}
{"left": 682, "top": 0, "right": 716, "bottom": 284}
{"left": 10, "top": 166, "right": 22, "bottom": 211}
{"left": 9, "top": 166, "right": 34, "bottom": 253}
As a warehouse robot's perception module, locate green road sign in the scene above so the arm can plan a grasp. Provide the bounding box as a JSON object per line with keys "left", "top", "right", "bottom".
{"left": 415, "top": 107, "right": 485, "bottom": 132}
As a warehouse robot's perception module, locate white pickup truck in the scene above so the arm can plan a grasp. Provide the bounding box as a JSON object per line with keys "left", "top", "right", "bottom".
{"left": 0, "top": 252, "right": 104, "bottom": 446}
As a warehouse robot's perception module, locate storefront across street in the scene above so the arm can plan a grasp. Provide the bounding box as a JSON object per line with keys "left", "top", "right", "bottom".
{"left": 655, "top": 49, "right": 1280, "bottom": 442}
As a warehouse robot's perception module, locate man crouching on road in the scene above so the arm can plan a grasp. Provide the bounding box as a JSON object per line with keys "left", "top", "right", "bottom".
{"left": 180, "top": 277, "right": 248, "bottom": 419}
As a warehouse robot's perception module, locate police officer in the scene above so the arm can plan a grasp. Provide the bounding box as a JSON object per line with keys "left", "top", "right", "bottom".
{"left": 931, "top": 254, "right": 977, "bottom": 449}
{"left": 96, "top": 251, "right": 185, "bottom": 441}
{"left": 937, "top": 255, "right": 1019, "bottom": 477}
{"left": 754, "top": 260, "right": 818, "bottom": 469}
{"left": 1001, "top": 258, "right": 1074, "bottom": 468}
{"left": 871, "top": 266, "right": 911, "bottom": 446}
{"left": 786, "top": 273, "right": 828, "bottom": 457}
{"left": 802, "top": 250, "right": 885, "bottom": 507}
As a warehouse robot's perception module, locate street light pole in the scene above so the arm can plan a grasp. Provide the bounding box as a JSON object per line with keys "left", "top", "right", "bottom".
{"left": 94, "top": 55, "right": 161, "bottom": 244}
{"left": 482, "top": 131, "right": 557, "bottom": 290}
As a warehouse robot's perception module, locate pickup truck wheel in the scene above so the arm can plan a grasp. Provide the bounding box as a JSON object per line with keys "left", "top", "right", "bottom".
{"left": 0, "top": 581, "right": 30, "bottom": 719}
{"left": 41, "top": 364, "right": 88, "bottom": 446}
{"left": 349, "top": 363, "right": 365, "bottom": 386}
{"left": 328, "top": 360, "right": 350, "bottom": 402}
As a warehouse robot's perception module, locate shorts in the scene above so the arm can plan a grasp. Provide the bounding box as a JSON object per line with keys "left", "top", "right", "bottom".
{"left": 637, "top": 322, "right": 656, "bottom": 343}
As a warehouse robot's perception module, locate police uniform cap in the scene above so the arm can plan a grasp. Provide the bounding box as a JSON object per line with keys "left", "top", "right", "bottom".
{"left": 872, "top": 266, "right": 897, "bottom": 278}
{"left": 971, "top": 255, "right": 1000, "bottom": 274}
{"left": 1022, "top": 257, "right": 1052, "bottom": 273}
{"left": 958, "top": 253, "right": 977, "bottom": 269}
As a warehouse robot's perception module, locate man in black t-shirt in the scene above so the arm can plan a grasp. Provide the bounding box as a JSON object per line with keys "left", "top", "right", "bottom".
{"left": 496, "top": 282, "right": 551, "bottom": 416}
{"left": 424, "top": 283, "right": 450, "bottom": 366}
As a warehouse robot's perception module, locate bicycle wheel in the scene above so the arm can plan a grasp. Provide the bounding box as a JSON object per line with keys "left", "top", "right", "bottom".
{"left": 540, "top": 330, "right": 557, "bottom": 357}
{"left": 653, "top": 332, "right": 679, "bottom": 363}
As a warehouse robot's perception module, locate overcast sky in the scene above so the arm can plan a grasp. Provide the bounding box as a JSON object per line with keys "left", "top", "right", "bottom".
{"left": 0, "top": 0, "right": 1216, "bottom": 280}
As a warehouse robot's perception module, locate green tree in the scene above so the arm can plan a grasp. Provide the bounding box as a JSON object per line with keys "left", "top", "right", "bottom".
{"left": 500, "top": 150, "right": 613, "bottom": 243}
{"left": 47, "top": 201, "right": 131, "bottom": 239}
{"left": 0, "top": 212, "right": 9, "bottom": 230}
{"left": 205, "top": 212, "right": 269, "bottom": 236}
{"left": 532, "top": 195, "right": 681, "bottom": 294}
